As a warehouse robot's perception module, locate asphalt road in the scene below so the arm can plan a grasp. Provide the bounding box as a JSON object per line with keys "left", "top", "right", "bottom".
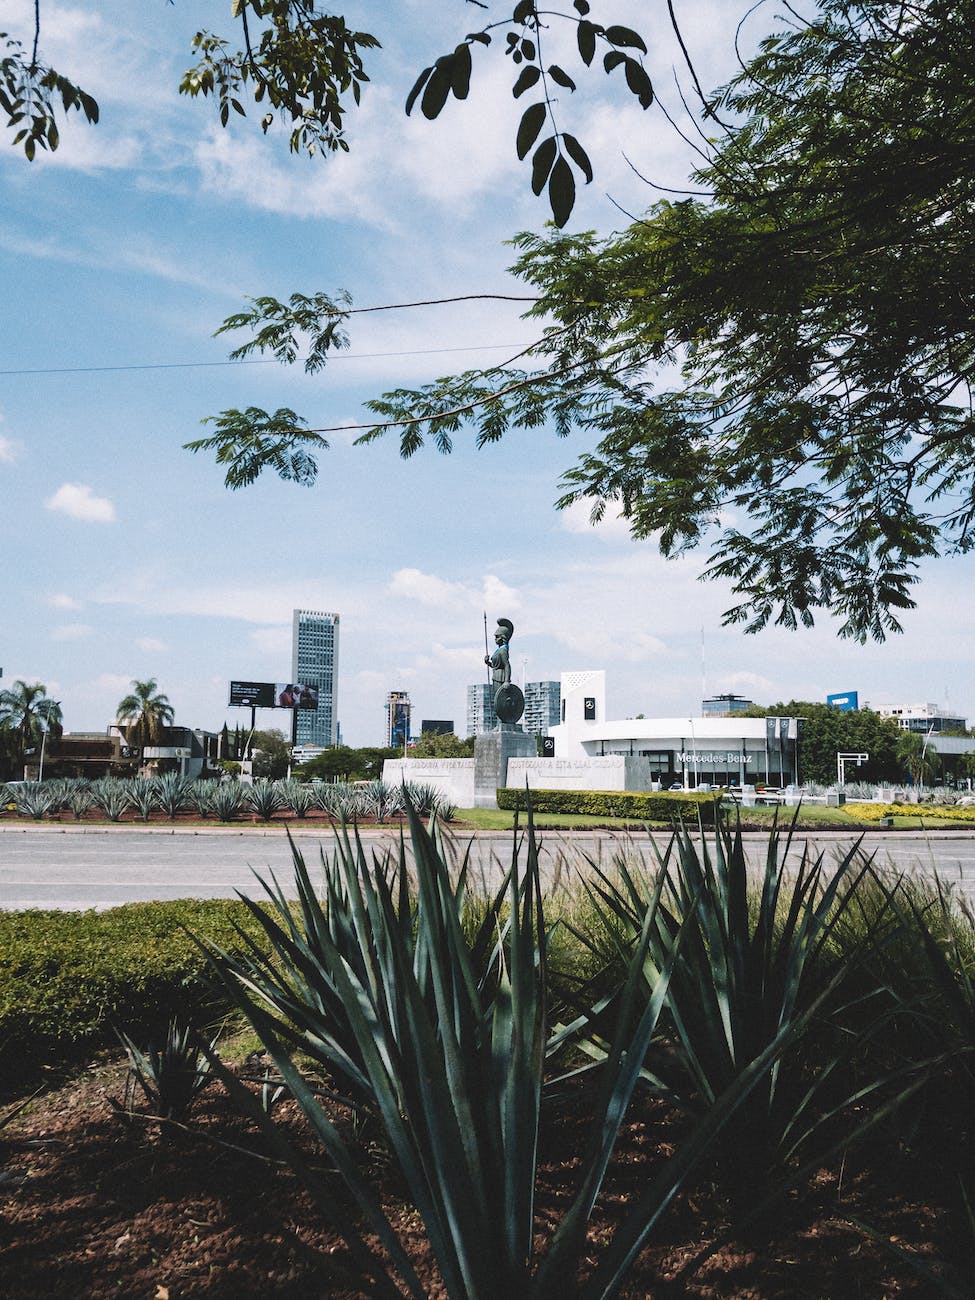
{"left": 2, "top": 823, "right": 975, "bottom": 910}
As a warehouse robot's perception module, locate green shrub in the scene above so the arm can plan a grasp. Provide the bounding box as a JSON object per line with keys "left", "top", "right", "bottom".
{"left": 497, "top": 786, "right": 719, "bottom": 823}
{"left": 0, "top": 899, "right": 269, "bottom": 1087}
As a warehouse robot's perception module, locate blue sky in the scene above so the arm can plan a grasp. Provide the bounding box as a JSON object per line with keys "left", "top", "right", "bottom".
{"left": 2, "top": 0, "right": 973, "bottom": 746}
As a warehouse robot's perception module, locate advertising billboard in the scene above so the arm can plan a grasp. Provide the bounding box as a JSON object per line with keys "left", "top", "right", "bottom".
{"left": 827, "top": 691, "right": 859, "bottom": 712}
{"left": 274, "top": 683, "right": 319, "bottom": 710}
{"left": 229, "top": 681, "right": 276, "bottom": 709}
{"left": 229, "top": 681, "right": 319, "bottom": 709}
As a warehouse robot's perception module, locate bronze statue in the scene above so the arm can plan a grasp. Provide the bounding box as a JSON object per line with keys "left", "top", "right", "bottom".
{"left": 484, "top": 616, "right": 524, "bottom": 725}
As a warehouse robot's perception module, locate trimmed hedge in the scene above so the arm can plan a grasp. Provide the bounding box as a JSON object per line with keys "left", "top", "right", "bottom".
{"left": 0, "top": 899, "right": 270, "bottom": 1082}
{"left": 496, "top": 787, "right": 719, "bottom": 823}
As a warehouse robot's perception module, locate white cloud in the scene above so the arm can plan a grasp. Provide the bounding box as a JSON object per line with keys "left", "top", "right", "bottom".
{"left": 249, "top": 626, "right": 292, "bottom": 658}
{"left": 389, "top": 568, "right": 468, "bottom": 607}
{"left": 0, "top": 433, "right": 20, "bottom": 463}
{"left": 46, "top": 593, "right": 83, "bottom": 610}
{"left": 52, "top": 623, "right": 93, "bottom": 641}
{"left": 136, "top": 637, "right": 168, "bottom": 654}
{"left": 559, "top": 498, "right": 634, "bottom": 541}
{"left": 44, "top": 483, "right": 116, "bottom": 523}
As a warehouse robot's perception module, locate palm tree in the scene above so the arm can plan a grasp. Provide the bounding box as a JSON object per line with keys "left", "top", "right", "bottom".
{"left": 896, "top": 728, "right": 940, "bottom": 793}
{"left": 0, "top": 680, "right": 63, "bottom": 779}
{"left": 116, "top": 679, "right": 175, "bottom": 766}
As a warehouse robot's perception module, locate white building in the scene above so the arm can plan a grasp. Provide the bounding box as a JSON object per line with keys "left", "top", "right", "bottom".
{"left": 871, "top": 702, "right": 968, "bottom": 734}
{"left": 548, "top": 671, "right": 799, "bottom": 788}
{"left": 523, "top": 680, "right": 561, "bottom": 736}
{"left": 466, "top": 682, "right": 497, "bottom": 736}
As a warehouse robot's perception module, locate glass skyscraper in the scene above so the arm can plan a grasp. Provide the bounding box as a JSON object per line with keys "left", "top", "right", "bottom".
{"left": 291, "top": 609, "right": 339, "bottom": 747}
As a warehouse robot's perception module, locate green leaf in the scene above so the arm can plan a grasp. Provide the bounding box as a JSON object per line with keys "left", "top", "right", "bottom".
{"left": 420, "top": 58, "right": 454, "bottom": 119}
{"left": 548, "top": 154, "right": 576, "bottom": 226}
{"left": 449, "top": 43, "right": 472, "bottom": 100}
{"left": 512, "top": 65, "right": 541, "bottom": 98}
{"left": 531, "top": 136, "right": 557, "bottom": 196}
{"left": 561, "top": 132, "right": 593, "bottom": 183}
{"left": 577, "top": 20, "right": 597, "bottom": 65}
{"left": 547, "top": 64, "right": 577, "bottom": 92}
{"left": 604, "top": 25, "right": 648, "bottom": 53}
{"left": 405, "top": 67, "right": 432, "bottom": 116}
{"left": 603, "top": 51, "right": 626, "bottom": 73}
{"left": 624, "top": 58, "right": 654, "bottom": 108}
{"left": 516, "top": 101, "right": 546, "bottom": 160}
{"left": 513, "top": 0, "right": 536, "bottom": 23}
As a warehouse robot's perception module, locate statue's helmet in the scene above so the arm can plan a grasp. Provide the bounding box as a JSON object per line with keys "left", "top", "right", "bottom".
{"left": 496, "top": 618, "right": 514, "bottom": 642}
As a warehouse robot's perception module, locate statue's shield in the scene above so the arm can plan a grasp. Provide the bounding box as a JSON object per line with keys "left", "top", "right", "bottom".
{"left": 494, "top": 682, "right": 525, "bottom": 724}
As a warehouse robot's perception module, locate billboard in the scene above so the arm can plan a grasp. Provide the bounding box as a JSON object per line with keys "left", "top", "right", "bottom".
{"left": 229, "top": 681, "right": 275, "bottom": 709}
{"left": 229, "top": 681, "right": 319, "bottom": 709}
{"left": 275, "top": 683, "right": 319, "bottom": 710}
{"left": 827, "top": 691, "right": 859, "bottom": 712}
{"left": 389, "top": 699, "right": 410, "bottom": 748}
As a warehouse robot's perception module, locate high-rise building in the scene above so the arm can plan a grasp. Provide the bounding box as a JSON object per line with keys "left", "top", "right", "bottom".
{"left": 291, "top": 609, "right": 339, "bottom": 747}
{"left": 523, "top": 681, "right": 561, "bottom": 736}
{"left": 385, "top": 690, "right": 411, "bottom": 748}
{"left": 466, "top": 682, "right": 497, "bottom": 736}
{"left": 702, "top": 693, "right": 754, "bottom": 717}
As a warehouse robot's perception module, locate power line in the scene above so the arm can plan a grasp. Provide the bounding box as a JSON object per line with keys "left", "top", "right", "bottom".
{"left": 0, "top": 342, "right": 521, "bottom": 378}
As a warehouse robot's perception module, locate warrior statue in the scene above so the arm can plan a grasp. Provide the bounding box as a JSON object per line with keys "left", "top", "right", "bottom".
{"left": 484, "top": 616, "right": 525, "bottom": 726}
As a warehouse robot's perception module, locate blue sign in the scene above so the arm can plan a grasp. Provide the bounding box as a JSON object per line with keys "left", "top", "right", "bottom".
{"left": 827, "top": 691, "right": 859, "bottom": 711}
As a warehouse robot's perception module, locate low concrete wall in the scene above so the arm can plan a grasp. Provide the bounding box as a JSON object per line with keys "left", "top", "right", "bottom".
{"left": 382, "top": 758, "right": 476, "bottom": 809}
{"left": 506, "top": 756, "right": 655, "bottom": 792}
{"left": 383, "top": 754, "right": 658, "bottom": 808}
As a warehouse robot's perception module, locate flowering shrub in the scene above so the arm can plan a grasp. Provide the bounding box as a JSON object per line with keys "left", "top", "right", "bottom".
{"left": 845, "top": 801, "right": 975, "bottom": 823}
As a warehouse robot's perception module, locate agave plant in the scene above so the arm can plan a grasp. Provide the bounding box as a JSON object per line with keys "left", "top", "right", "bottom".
{"left": 68, "top": 782, "right": 96, "bottom": 821}
{"left": 91, "top": 777, "right": 132, "bottom": 822}
{"left": 575, "top": 817, "right": 921, "bottom": 1205}
{"left": 127, "top": 776, "right": 159, "bottom": 823}
{"left": 312, "top": 781, "right": 359, "bottom": 820}
{"left": 244, "top": 779, "right": 285, "bottom": 822}
{"left": 198, "top": 805, "right": 793, "bottom": 1299}
{"left": 211, "top": 782, "right": 245, "bottom": 823}
{"left": 156, "top": 771, "right": 192, "bottom": 820}
{"left": 44, "top": 777, "right": 74, "bottom": 815}
{"left": 10, "top": 781, "right": 56, "bottom": 820}
{"left": 402, "top": 781, "right": 439, "bottom": 816}
{"left": 116, "top": 1019, "right": 215, "bottom": 1125}
{"left": 185, "top": 780, "right": 215, "bottom": 818}
{"left": 358, "top": 779, "right": 401, "bottom": 824}
{"left": 279, "top": 779, "right": 315, "bottom": 818}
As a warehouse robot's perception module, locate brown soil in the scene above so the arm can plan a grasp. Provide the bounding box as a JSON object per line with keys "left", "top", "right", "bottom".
{"left": 1, "top": 1058, "right": 969, "bottom": 1298}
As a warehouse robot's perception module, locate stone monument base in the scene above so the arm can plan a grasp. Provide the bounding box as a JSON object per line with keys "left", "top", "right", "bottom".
{"left": 473, "top": 729, "right": 537, "bottom": 809}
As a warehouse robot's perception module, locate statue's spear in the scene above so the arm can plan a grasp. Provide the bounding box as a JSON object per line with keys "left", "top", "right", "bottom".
{"left": 483, "top": 611, "right": 491, "bottom": 683}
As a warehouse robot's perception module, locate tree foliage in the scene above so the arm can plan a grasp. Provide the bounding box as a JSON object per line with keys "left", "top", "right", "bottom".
{"left": 249, "top": 728, "right": 292, "bottom": 779}
{"left": 5, "top": 2, "right": 660, "bottom": 224}
{"left": 297, "top": 744, "right": 399, "bottom": 782}
{"left": 894, "top": 729, "right": 941, "bottom": 788}
{"left": 406, "top": 731, "right": 475, "bottom": 758}
{"left": 116, "top": 679, "right": 175, "bottom": 752}
{"left": 0, "top": 680, "right": 63, "bottom": 775}
{"left": 193, "top": 0, "right": 975, "bottom": 641}
{"left": 744, "top": 702, "right": 903, "bottom": 786}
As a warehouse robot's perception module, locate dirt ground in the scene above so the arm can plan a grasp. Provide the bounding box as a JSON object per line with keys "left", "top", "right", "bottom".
{"left": 2, "top": 1054, "right": 970, "bottom": 1298}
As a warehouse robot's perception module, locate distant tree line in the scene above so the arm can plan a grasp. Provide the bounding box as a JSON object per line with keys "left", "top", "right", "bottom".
{"left": 743, "top": 702, "right": 975, "bottom": 787}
